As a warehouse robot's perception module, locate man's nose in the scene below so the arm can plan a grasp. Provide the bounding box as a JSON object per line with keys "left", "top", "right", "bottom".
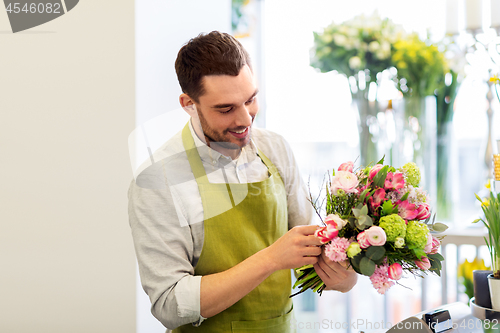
{"left": 235, "top": 105, "right": 254, "bottom": 127}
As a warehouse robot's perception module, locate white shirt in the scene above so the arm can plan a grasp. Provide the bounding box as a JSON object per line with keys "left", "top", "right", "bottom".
{"left": 128, "top": 120, "right": 312, "bottom": 331}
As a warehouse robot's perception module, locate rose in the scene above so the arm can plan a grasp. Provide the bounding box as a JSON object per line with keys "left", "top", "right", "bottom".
{"left": 429, "top": 236, "right": 440, "bottom": 254}
{"left": 357, "top": 231, "right": 370, "bottom": 249}
{"left": 394, "top": 237, "right": 405, "bottom": 248}
{"left": 369, "top": 164, "right": 384, "bottom": 180}
{"left": 388, "top": 263, "right": 403, "bottom": 280}
{"left": 315, "top": 225, "right": 338, "bottom": 244}
{"left": 415, "top": 257, "right": 431, "bottom": 270}
{"left": 365, "top": 226, "right": 387, "bottom": 246}
{"left": 330, "top": 171, "right": 359, "bottom": 195}
{"left": 324, "top": 214, "right": 347, "bottom": 230}
{"left": 415, "top": 203, "right": 431, "bottom": 220}
{"left": 338, "top": 161, "right": 354, "bottom": 173}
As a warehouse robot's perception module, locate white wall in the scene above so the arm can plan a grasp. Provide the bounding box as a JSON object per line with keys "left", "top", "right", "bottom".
{"left": 134, "top": 1, "right": 231, "bottom": 332}
{"left": 0, "top": 1, "right": 136, "bottom": 333}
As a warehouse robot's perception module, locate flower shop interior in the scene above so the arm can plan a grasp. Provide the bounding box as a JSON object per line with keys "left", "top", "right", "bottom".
{"left": 133, "top": 0, "right": 500, "bottom": 332}
{"left": 3, "top": 1, "right": 500, "bottom": 333}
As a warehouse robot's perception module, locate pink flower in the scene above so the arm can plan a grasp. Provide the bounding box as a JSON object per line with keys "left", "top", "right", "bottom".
{"left": 397, "top": 200, "right": 418, "bottom": 220}
{"left": 369, "top": 188, "right": 386, "bottom": 209}
{"left": 324, "top": 214, "right": 347, "bottom": 230}
{"left": 415, "top": 203, "right": 431, "bottom": 220}
{"left": 384, "top": 172, "right": 405, "bottom": 190}
{"left": 429, "top": 236, "right": 440, "bottom": 254}
{"left": 424, "top": 233, "right": 433, "bottom": 253}
{"left": 365, "top": 226, "right": 387, "bottom": 246}
{"left": 370, "top": 264, "right": 395, "bottom": 294}
{"left": 388, "top": 263, "right": 403, "bottom": 280}
{"left": 369, "top": 164, "right": 384, "bottom": 180}
{"left": 324, "top": 237, "right": 351, "bottom": 262}
{"left": 415, "top": 257, "right": 431, "bottom": 270}
{"left": 357, "top": 231, "right": 371, "bottom": 249}
{"left": 338, "top": 161, "right": 354, "bottom": 173}
{"left": 330, "top": 171, "right": 359, "bottom": 195}
{"left": 315, "top": 225, "right": 339, "bottom": 244}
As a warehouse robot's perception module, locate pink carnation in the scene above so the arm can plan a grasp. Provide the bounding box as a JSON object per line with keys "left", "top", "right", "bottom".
{"left": 324, "top": 237, "right": 350, "bottom": 262}
{"left": 369, "top": 264, "right": 395, "bottom": 294}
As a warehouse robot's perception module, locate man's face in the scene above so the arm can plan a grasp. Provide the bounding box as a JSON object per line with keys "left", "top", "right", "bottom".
{"left": 194, "top": 65, "right": 258, "bottom": 151}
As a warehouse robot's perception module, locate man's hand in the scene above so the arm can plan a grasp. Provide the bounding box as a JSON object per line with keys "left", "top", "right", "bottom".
{"left": 313, "top": 250, "right": 358, "bottom": 293}
{"left": 262, "top": 225, "right": 323, "bottom": 272}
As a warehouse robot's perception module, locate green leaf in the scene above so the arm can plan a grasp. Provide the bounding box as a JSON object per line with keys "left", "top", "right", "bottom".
{"left": 365, "top": 246, "right": 386, "bottom": 261}
{"left": 360, "top": 257, "right": 376, "bottom": 276}
{"left": 472, "top": 218, "right": 482, "bottom": 224}
{"left": 373, "top": 165, "right": 389, "bottom": 188}
{"left": 360, "top": 205, "right": 368, "bottom": 215}
{"left": 352, "top": 208, "right": 361, "bottom": 217}
{"left": 428, "top": 253, "right": 444, "bottom": 262}
{"left": 381, "top": 200, "right": 396, "bottom": 216}
{"left": 400, "top": 191, "right": 409, "bottom": 202}
{"left": 431, "top": 222, "right": 448, "bottom": 233}
{"left": 376, "top": 156, "right": 385, "bottom": 165}
{"left": 413, "top": 248, "right": 427, "bottom": 260}
{"left": 332, "top": 169, "right": 335, "bottom": 177}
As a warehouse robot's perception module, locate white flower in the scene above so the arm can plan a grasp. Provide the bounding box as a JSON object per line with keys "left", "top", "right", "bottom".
{"left": 333, "top": 34, "right": 347, "bottom": 46}
{"left": 368, "top": 41, "right": 380, "bottom": 52}
{"left": 349, "top": 56, "right": 362, "bottom": 69}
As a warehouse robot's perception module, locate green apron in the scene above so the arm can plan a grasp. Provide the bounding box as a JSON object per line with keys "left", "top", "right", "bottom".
{"left": 173, "top": 123, "right": 294, "bottom": 333}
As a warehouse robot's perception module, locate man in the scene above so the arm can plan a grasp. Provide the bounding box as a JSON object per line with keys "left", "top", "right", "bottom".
{"left": 128, "top": 31, "right": 357, "bottom": 333}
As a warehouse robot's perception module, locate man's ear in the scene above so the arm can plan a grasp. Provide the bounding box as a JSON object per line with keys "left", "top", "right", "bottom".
{"left": 179, "top": 94, "right": 197, "bottom": 117}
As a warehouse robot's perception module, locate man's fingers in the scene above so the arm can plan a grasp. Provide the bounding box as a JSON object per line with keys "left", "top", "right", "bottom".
{"left": 295, "top": 225, "right": 319, "bottom": 236}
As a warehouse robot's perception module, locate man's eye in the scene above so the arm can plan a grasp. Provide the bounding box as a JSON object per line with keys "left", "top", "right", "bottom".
{"left": 220, "top": 108, "right": 233, "bottom": 114}
{"left": 245, "top": 98, "right": 255, "bottom": 105}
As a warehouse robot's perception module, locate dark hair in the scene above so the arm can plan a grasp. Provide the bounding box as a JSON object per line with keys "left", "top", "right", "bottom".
{"left": 175, "top": 31, "right": 251, "bottom": 103}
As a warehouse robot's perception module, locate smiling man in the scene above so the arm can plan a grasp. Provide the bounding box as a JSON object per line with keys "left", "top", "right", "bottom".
{"left": 128, "top": 31, "right": 357, "bottom": 333}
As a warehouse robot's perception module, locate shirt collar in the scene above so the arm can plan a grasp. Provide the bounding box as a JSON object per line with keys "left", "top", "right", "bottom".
{"left": 188, "top": 119, "right": 259, "bottom": 165}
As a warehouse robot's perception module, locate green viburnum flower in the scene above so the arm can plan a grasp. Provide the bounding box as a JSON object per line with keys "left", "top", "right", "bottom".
{"left": 401, "top": 162, "right": 421, "bottom": 187}
{"left": 379, "top": 214, "right": 406, "bottom": 242}
{"left": 405, "top": 220, "right": 429, "bottom": 249}
{"left": 394, "top": 237, "right": 405, "bottom": 248}
{"left": 347, "top": 242, "right": 362, "bottom": 258}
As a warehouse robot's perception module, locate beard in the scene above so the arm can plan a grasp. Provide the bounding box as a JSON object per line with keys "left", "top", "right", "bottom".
{"left": 196, "top": 108, "right": 253, "bottom": 151}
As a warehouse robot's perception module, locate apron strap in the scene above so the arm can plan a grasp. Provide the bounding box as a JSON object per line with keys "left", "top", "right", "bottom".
{"left": 182, "top": 122, "right": 210, "bottom": 184}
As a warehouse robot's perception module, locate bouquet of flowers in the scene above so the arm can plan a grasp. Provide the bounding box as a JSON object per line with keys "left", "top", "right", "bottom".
{"left": 292, "top": 159, "right": 447, "bottom": 296}
{"left": 310, "top": 12, "right": 406, "bottom": 80}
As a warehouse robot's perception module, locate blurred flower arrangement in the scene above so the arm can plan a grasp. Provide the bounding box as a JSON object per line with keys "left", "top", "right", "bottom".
{"left": 392, "top": 34, "right": 448, "bottom": 98}
{"left": 458, "top": 258, "right": 490, "bottom": 303}
{"left": 310, "top": 12, "right": 405, "bottom": 81}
